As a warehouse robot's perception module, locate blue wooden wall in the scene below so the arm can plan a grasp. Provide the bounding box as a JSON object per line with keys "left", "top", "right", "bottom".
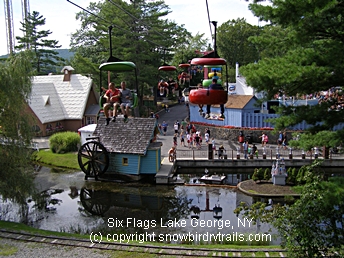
{"left": 189, "top": 103, "right": 344, "bottom": 130}
{"left": 108, "top": 148, "right": 161, "bottom": 175}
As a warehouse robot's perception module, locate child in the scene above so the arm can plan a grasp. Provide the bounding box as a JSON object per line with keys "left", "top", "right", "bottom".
{"left": 168, "top": 146, "right": 176, "bottom": 162}
{"left": 173, "top": 133, "right": 178, "bottom": 147}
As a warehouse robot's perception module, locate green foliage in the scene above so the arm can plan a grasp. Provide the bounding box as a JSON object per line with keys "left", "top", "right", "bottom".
{"left": 0, "top": 51, "right": 36, "bottom": 203}
{"left": 217, "top": 18, "right": 261, "bottom": 78}
{"left": 289, "top": 131, "right": 341, "bottom": 151}
{"left": 70, "top": 0, "right": 192, "bottom": 109}
{"left": 15, "top": 11, "right": 64, "bottom": 74}
{"left": 263, "top": 168, "right": 271, "bottom": 181}
{"left": 286, "top": 167, "right": 297, "bottom": 185}
{"left": 236, "top": 161, "right": 343, "bottom": 257}
{"left": 242, "top": 0, "right": 344, "bottom": 146}
{"left": 252, "top": 168, "right": 265, "bottom": 182}
{"left": 49, "top": 132, "right": 81, "bottom": 154}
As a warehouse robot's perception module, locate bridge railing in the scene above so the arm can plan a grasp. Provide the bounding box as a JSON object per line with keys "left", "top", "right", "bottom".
{"left": 175, "top": 147, "right": 343, "bottom": 160}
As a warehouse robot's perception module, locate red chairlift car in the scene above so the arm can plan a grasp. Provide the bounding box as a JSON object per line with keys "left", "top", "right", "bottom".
{"left": 157, "top": 65, "right": 178, "bottom": 97}
{"left": 189, "top": 57, "right": 228, "bottom": 105}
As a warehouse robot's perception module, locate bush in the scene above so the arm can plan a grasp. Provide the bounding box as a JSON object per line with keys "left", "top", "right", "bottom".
{"left": 263, "top": 168, "right": 271, "bottom": 181}
{"left": 286, "top": 167, "right": 298, "bottom": 185}
{"left": 252, "top": 168, "right": 264, "bottom": 182}
{"left": 49, "top": 131, "right": 80, "bottom": 154}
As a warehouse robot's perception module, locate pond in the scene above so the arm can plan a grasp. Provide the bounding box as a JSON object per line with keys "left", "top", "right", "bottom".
{"left": 0, "top": 167, "right": 280, "bottom": 245}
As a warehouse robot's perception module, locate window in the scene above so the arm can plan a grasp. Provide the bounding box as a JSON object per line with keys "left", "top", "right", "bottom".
{"left": 122, "top": 157, "right": 128, "bottom": 166}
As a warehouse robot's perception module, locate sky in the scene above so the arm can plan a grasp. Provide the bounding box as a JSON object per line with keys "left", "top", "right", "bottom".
{"left": 0, "top": 0, "right": 261, "bottom": 56}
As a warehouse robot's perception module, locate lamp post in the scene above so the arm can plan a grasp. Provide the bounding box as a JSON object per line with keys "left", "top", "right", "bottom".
{"left": 276, "top": 147, "right": 280, "bottom": 159}
{"left": 289, "top": 147, "right": 293, "bottom": 159}
{"left": 314, "top": 147, "right": 319, "bottom": 159}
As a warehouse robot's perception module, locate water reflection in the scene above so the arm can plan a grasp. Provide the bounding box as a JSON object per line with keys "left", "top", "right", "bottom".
{"left": 1, "top": 168, "right": 279, "bottom": 244}
{"left": 182, "top": 173, "right": 250, "bottom": 186}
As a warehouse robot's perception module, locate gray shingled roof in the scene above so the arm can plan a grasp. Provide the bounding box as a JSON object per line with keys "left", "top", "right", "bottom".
{"left": 93, "top": 117, "right": 158, "bottom": 155}
{"left": 28, "top": 74, "right": 93, "bottom": 124}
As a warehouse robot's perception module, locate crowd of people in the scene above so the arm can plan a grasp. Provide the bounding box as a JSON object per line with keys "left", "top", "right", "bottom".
{"left": 162, "top": 120, "right": 215, "bottom": 155}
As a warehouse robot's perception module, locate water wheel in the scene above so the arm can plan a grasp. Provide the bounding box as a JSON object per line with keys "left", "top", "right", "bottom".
{"left": 77, "top": 141, "right": 109, "bottom": 180}
{"left": 80, "top": 188, "right": 111, "bottom": 215}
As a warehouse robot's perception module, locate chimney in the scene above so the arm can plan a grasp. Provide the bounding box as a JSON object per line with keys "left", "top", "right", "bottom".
{"left": 61, "top": 66, "right": 75, "bottom": 82}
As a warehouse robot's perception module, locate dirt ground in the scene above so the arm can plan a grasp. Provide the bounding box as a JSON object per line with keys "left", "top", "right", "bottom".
{"left": 239, "top": 179, "right": 299, "bottom": 196}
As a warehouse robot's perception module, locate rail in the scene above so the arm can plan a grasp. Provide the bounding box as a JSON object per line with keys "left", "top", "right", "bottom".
{"left": 175, "top": 147, "right": 344, "bottom": 160}
{"left": 0, "top": 229, "right": 287, "bottom": 257}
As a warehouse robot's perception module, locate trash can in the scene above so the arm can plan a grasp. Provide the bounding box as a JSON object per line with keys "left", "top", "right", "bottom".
{"left": 208, "top": 143, "right": 213, "bottom": 160}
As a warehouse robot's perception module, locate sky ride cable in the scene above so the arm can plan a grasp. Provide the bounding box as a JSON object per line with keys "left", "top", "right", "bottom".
{"left": 66, "top": 0, "right": 165, "bottom": 48}
{"left": 205, "top": 0, "right": 213, "bottom": 43}
{"left": 66, "top": 0, "right": 125, "bottom": 33}
{"left": 107, "top": 0, "right": 167, "bottom": 40}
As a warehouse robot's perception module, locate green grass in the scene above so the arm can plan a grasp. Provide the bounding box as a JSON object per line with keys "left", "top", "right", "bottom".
{"left": 0, "top": 221, "right": 286, "bottom": 258}
{"left": 0, "top": 243, "right": 17, "bottom": 256}
{"left": 0, "top": 221, "right": 282, "bottom": 250}
{"left": 32, "top": 149, "right": 79, "bottom": 170}
{"left": 0, "top": 221, "right": 87, "bottom": 239}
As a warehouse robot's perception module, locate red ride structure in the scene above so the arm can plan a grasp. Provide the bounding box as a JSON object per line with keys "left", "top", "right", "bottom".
{"left": 189, "top": 57, "right": 228, "bottom": 106}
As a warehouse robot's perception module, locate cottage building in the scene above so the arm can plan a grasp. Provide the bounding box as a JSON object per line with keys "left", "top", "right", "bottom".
{"left": 27, "top": 66, "right": 99, "bottom": 136}
{"left": 91, "top": 116, "right": 162, "bottom": 180}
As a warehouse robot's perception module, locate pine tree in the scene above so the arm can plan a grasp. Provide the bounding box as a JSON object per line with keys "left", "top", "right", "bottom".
{"left": 15, "top": 11, "right": 64, "bottom": 74}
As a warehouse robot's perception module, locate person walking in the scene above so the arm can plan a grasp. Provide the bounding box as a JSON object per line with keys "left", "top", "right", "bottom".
{"left": 161, "top": 121, "right": 168, "bottom": 136}
{"left": 180, "top": 130, "right": 186, "bottom": 147}
{"left": 243, "top": 141, "right": 249, "bottom": 159}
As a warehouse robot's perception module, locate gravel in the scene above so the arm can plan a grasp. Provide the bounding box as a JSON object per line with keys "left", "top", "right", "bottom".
{"left": 0, "top": 238, "right": 111, "bottom": 258}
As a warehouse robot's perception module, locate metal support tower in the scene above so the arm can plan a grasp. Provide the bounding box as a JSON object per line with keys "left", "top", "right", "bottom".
{"left": 21, "top": 0, "right": 29, "bottom": 21}
{"left": 4, "top": 0, "right": 14, "bottom": 54}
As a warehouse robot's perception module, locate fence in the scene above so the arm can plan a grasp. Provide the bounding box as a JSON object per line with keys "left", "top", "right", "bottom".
{"left": 176, "top": 147, "right": 343, "bottom": 160}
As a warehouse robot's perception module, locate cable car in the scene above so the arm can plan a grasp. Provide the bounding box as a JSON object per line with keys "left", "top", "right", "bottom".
{"left": 78, "top": 61, "right": 139, "bottom": 180}
{"left": 189, "top": 57, "right": 228, "bottom": 106}
{"left": 178, "top": 63, "right": 191, "bottom": 87}
{"left": 157, "top": 65, "right": 178, "bottom": 99}
{"left": 98, "top": 61, "right": 139, "bottom": 118}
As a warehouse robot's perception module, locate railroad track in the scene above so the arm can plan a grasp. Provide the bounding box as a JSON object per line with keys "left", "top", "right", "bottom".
{"left": 0, "top": 229, "right": 287, "bottom": 257}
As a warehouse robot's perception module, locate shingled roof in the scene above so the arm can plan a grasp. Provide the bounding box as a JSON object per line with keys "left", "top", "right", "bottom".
{"left": 224, "top": 95, "right": 256, "bottom": 109}
{"left": 28, "top": 73, "right": 94, "bottom": 124}
{"left": 93, "top": 117, "right": 158, "bottom": 155}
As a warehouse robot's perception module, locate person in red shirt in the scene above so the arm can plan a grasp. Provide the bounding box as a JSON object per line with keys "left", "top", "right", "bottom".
{"left": 103, "top": 82, "right": 121, "bottom": 125}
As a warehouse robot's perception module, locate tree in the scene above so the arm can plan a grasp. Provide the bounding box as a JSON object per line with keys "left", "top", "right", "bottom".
{"left": 241, "top": 0, "right": 344, "bottom": 148}
{"left": 217, "top": 18, "right": 261, "bottom": 82}
{"left": 171, "top": 32, "right": 208, "bottom": 65}
{"left": 235, "top": 161, "right": 344, "bottom": 257}
{"left": 15, "top": 11, "right": 64, "bottom": 74}
{"left": 0, "top": 51, "right": 36, "bottom": 204}
{"left": 70, "top": 0, "right": 191, "bottom": 110}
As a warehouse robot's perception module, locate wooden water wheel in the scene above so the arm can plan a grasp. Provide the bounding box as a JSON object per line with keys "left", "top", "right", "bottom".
{"left": 77, "top": 141, "right": 109, "bottom": 180}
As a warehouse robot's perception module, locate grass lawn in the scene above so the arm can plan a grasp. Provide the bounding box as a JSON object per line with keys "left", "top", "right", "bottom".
{"left": 32, "top": 149, "right": 80, "bottom": 170}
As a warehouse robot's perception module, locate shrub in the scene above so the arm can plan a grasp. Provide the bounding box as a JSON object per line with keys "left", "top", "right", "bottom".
{"left": 252, "top": 168, "right": 264, "bottom": 182}
{"left": 296, "top": 166, "right": 308, "bottom": 185}
{"left": 286, "top": 167, "right": 297, "bottom": 185}
{"left": 263, "top": 168, "right": 271, "bottom": 181}
{"left": 49, "top": 131, "right": 80, "bottom": 154}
